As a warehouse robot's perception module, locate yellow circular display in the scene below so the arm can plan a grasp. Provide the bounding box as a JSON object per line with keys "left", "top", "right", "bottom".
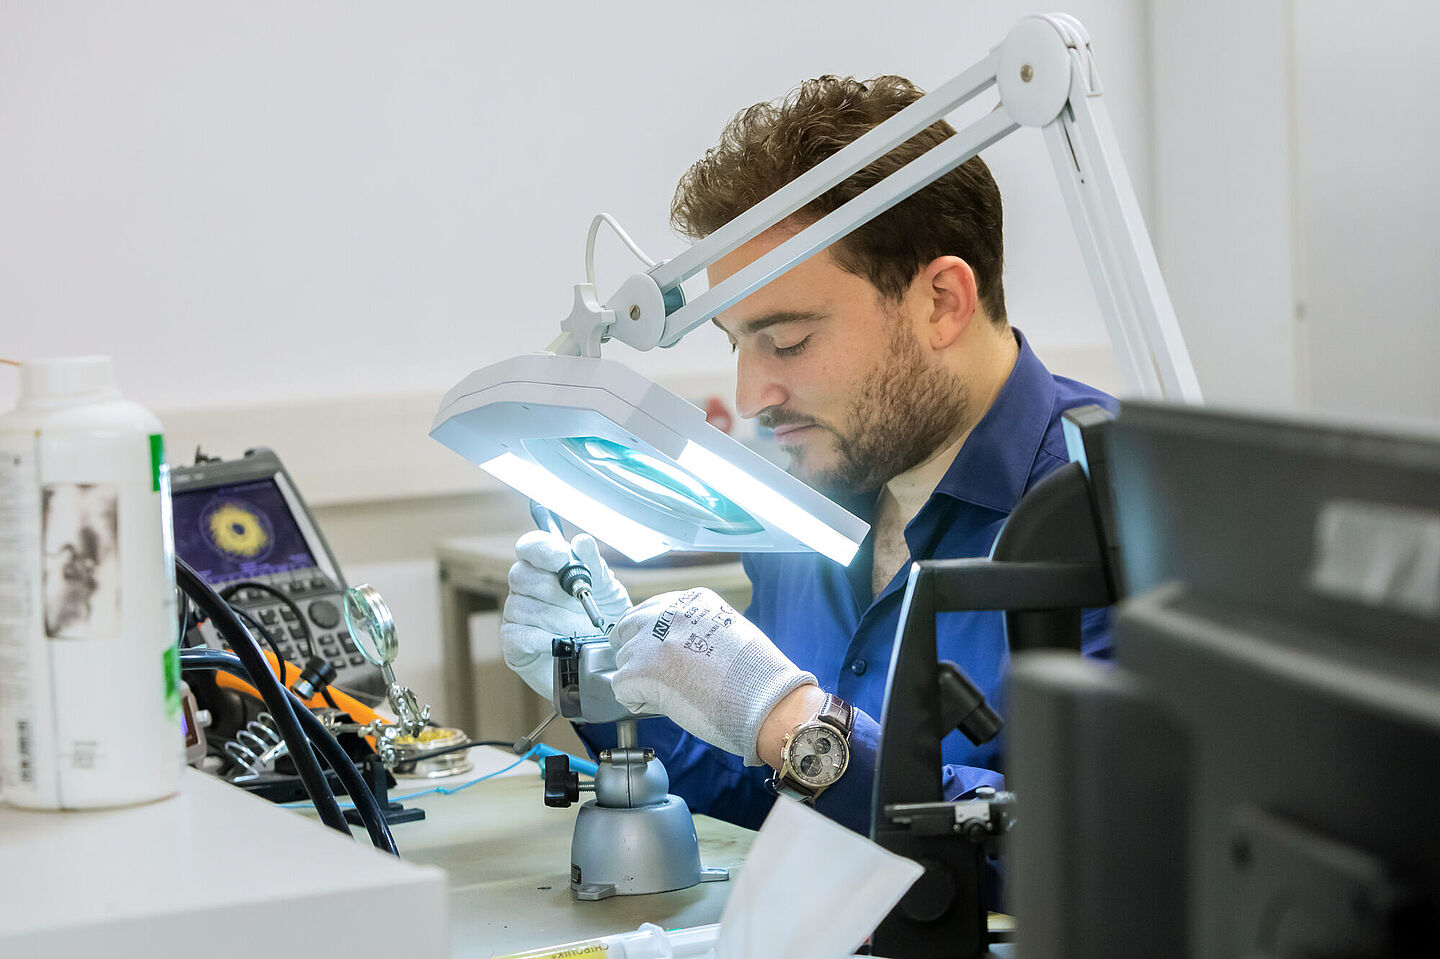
{"left": 207, "top": 502, "right": 271, "bottom": 558}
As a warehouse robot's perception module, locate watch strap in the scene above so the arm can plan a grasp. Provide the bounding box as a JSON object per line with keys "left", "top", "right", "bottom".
{"left": 775, "top": 782, "right": 812, "bottom": 804}
{"left": 771, "top": 694, "right": 853, "bottom": 804}
{"left": 815, "top": 693, "right": 854, "bottom": 736}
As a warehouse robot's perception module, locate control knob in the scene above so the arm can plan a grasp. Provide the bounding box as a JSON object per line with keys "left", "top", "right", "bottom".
{"left": 543, "top": 754, "right": 580, "bottom": 808}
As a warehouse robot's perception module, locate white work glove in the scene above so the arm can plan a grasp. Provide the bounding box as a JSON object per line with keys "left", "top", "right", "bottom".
{"left": 501, "top": 531, "right": 631, "bottom": 699}
{"left": 610, "top": 588, "right": 817, "bottom": 766}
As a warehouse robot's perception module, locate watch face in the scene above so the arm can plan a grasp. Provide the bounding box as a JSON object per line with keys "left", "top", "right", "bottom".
{"left": 789, "top": 724, "right": 849, "bottom": 788}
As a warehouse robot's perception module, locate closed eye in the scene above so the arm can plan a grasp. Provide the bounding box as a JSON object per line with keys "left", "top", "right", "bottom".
{"left": 775, "top": 336, "right": 811, "bottom": 358}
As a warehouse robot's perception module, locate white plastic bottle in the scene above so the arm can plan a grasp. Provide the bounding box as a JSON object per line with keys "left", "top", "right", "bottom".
{"left": 0, "top": 356, "right": 182, "bottom": 808}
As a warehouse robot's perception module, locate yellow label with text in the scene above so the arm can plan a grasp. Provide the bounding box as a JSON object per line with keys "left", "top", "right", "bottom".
{"left": 491, "top": 945, "right": 607, "bottom": 959}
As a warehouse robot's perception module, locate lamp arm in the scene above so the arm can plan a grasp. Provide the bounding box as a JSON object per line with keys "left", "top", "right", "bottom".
{"left": 587, "top": 14, "right": 1200, "bottom": 402}
{"left": 550, "top": 50, "right": 1002, "bottom": 360}
{"left": 1044, "top": 68, "right": 1203, "bottom": 401}
{"left": 647, "top": 50, "right": 1004, "bottom": 295}
{"left": 653, "top": 105, "right": 1019, "bottom": 348}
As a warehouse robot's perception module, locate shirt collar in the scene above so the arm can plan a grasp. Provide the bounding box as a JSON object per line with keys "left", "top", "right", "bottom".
{"left": 928, "top": 327, "right": 1057, "bottom": 515}
{"left": 882, "top": 429, "right": 967, "bottom": 531}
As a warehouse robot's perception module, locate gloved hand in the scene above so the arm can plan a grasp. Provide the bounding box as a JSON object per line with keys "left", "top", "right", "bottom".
{"left": 610, "top": 588, "right": 816, "bottom": 766}
{"left": 501, "top": 531, "right": 631, "bottom": 699}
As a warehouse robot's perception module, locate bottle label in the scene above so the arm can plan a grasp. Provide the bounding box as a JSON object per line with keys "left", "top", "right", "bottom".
{"left": 0, "top": 445, "right": 40, "bottom": 784}
{"left": 0, "top": 447, "right": 38, "bottom": 626}
{"left": 148, "top": 433, "right": 164, "bottom": 493}
{"left": 40, "top": 482, "right": 121, "bottom": 640}
{"left": 163, "top": 645, "right": 181, "bottom": 720}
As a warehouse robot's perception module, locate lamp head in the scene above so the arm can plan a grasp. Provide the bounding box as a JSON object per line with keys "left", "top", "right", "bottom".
{"left": 431, "top": 353, "right": 868, "bottom": 565}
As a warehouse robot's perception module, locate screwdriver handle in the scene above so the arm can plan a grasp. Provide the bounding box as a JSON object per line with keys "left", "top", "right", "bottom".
{"left": 529, "top": 501, "right": 565, "bottom": 539}
{"left": 529, "top": 501, "right": 603, "bottom": 628}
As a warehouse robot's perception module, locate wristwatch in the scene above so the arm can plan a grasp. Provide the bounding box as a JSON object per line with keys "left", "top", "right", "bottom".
{"left": 770, "top": 694, "right": 854, "bottom": 804}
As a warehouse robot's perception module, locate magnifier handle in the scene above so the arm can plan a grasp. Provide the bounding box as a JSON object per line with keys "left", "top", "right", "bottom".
{"left": 529, "top": 501, "right": 565, "bottom": 539}
{"left": 529, "top": 501, "right": 601, "bottom": 625}
{"left": 530, "top": 503, "right": 579, "bottom": 574}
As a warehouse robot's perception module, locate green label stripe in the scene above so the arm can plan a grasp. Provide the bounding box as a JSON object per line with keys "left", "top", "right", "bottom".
{"left": 163, "top": 644, "right": 181, "bottom": 719}
{"left": 149, "top": 433, "right": 165, "bottom": 492}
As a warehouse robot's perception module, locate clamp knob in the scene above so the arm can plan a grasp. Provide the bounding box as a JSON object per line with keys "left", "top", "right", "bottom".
{"left": 292, "top": 656, "right": 338, "bottom": 701}
{"left": 543, "top": 754, "right": 580, "bottom": 808}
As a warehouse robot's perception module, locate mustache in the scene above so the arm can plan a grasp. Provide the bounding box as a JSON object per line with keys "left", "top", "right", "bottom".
{"left": 755, "top": 408, "right": 820, "bottom": 431}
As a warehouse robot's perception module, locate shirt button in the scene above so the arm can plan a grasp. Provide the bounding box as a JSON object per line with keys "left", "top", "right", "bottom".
{"left": 849, "top": 658, "right": 867, "bottom": 676}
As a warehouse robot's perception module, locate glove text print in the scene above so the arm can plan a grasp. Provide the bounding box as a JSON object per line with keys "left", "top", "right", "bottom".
{"left": 650, "top": 588, "right": 738, "bottom": 658}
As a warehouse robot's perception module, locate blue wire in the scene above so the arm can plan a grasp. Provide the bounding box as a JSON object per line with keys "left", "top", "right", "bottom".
{"left": 278, "top": 746, "right": 543, "bottom": 810}
{"left": 530, "top": 742, "right": 599, "bottom": 777}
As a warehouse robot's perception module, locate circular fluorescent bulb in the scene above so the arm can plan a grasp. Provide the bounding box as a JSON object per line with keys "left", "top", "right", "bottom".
{"left": 431, "top": 353, "right": 868, "bottom": 564}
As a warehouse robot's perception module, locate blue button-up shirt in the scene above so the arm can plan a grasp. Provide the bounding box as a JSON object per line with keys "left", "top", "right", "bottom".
{"left": 578, "top": 330, "right": 1116, "bottom": 834}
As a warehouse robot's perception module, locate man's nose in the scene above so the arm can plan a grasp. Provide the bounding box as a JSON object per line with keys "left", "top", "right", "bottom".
{"left": 734, "top": 354, "right": 788, "bottom": 420}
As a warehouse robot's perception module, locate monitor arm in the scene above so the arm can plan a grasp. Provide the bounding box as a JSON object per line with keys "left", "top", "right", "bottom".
{"left": 555, "top": 13, "right": 1201, "bottom": 402}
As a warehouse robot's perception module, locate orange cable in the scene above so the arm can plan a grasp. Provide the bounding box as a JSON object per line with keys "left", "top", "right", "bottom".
{"left": 214, "top": 650, "right": 384, "bottom": 747}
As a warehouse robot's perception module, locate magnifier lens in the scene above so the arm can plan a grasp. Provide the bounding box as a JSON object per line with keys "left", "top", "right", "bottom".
{"left": 343, "top": 584, "right": 398, "bottom": 667}
{"left": 552, "top": 437, "right": 763, "bottom": 535}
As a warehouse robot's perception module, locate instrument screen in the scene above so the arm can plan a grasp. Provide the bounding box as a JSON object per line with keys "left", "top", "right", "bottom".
{"left": 171, "top": 478, "right": 317, "bottom": 584}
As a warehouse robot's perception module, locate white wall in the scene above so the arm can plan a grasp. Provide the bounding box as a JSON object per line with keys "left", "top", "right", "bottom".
{"left": 1291, "top": 0, "right": 1440, "bottom": 425}
{"left": 1, "top": 1, "right": 1149, "bottom": 433}
{"left": 1149, "top": 0, "right": 1440, "bottom": 425}
{"left": 1149, "top": 0, "right": 1301, "bottom": 411}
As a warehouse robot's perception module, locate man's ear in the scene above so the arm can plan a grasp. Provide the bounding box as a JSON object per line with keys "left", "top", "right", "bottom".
{"left": 921, "top": 255, "right": 979, "bottom": 349}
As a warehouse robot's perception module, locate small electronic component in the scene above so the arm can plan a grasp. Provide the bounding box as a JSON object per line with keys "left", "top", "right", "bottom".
{"left": 178, "top": 680, "right": 210, "bottom": 766}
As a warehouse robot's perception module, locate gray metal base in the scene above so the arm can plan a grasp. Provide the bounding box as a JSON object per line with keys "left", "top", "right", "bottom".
{"left": 569, "top": 795, "right": 730, "bottom": 899}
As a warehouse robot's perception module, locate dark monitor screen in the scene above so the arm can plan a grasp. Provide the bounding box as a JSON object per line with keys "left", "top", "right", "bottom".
{"left": 1009, "top": 402, "right": 1440, "bottom": 958}
{"left": 171, "top": 478, "right": 318, "bottom": 584}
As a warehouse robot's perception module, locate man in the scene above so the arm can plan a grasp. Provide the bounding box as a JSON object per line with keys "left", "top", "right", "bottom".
{"left": 501, "top": 75, "right": 1115, "bottom": 836}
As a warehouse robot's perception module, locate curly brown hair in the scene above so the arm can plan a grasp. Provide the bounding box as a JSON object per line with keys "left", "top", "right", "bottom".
{"left": 671, "top": 75, "right": 1007, "bottom": 323}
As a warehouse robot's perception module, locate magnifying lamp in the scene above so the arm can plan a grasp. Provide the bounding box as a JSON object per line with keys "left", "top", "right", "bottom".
{"left": 432, "top": 352, "right": 868, "bottom": 563}
{"left": 432, "top": 13, "right": 1201, "bottom": 566}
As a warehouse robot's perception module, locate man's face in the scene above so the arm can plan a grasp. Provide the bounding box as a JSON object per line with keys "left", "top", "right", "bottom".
{"left": 710, "top": 228, "right": 969, "bottom": 496}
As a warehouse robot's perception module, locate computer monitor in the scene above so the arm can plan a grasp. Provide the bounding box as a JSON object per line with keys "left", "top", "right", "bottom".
{"left": 171, "top": 448, "right": 385, "bottom": 701}
{"left": 1008, "top": 402, "right": 1440, "bottom": 958}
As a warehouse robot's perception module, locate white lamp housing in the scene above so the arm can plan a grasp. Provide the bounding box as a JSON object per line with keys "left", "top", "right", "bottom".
{"left": 431, "top": 353, "right": 869, "bottom": 565}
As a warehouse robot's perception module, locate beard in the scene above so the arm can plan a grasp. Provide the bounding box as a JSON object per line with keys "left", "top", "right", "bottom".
{"left": 764, "top": 319, "right": 971, "bottom": 497}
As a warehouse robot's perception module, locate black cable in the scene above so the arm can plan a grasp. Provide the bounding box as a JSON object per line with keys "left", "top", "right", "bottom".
{"left": 219, "top": 581, "right": 316, "bottom": 650}
{"left": 174, "top": 585, "right": 190, "bottom": 642}
{"left": 392, "top": 738, "right": 515, "bottom": 764}
{"left": 218, "top": 579, "right": 386, "bottom": 710}
{"left": 231, "top": 607, "right": 285, "bottom": 671}
{"left": 399, "top": 739, "right": 477, "bottom": 763}
{"left": 231, "top": 614, "right": 355, "bottom": 723}
{"left": 175, "top": 557, "right": 351, "bottom": 838}
{"left": 227, "top": 608, "right": 345, "bottom": 714}
{"left": 181, "top": 647, "right": 398, "bottom": 856}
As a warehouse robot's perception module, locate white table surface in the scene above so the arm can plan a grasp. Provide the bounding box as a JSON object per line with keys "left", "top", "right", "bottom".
{"left": 384, "top": 744, "right": 754, "bottom": 957}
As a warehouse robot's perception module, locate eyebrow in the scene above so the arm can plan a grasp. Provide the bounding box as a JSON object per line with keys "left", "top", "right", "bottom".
{"left": 712, "top": 309, "right": 828, "bottom": 338}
